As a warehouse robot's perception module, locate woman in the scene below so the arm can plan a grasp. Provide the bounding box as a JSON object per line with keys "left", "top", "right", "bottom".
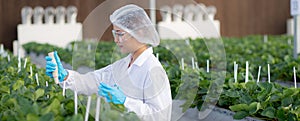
{"left": 45, "top": 4, "right": 172, "bottom": 121}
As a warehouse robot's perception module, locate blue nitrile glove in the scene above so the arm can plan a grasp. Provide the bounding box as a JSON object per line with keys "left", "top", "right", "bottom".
{"left": 98, "top": 82, "right": 126, "bottom": 104}
{"left": 45, "top": 51, "right": 68, "bottom": 82}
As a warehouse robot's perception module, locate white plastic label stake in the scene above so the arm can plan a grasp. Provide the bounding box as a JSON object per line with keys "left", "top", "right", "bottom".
{"left": 185, "top": 39, "right": 190, "bottom": 45}
{"left": 245, "top": 61, "right": 249, "bottom": 83}
{"left": 294, "top": 67, "right": 297, "bottom": 88}
{"left": 181, "top": 58, "right": 184, "bottom": 70}
{"left": 48, "top": 52, "right": 59, "bottom": 84}
{"left": 46, "top": 81, "right": 49, "bottom": 98}
{"left": 88, "top": 44, "right": 91, "bottom": 52}
{"left": 263, "top": 35, "right": 268, "bottom": 43}
{"left": 74, "top": 44, "right": 78, "bottom": 51}
{"left": 156, "top": 53, "right": 159, "bottom": 60}
{"left": 195, "top": 62, "right": 199, "bottom": 69}
{"left": 46, "top": 81, "right": 48, "bottom": 87}
{"left": 192, "top": 57, "right": 195, "bottom": 69}
{"left": 74, "top": 91, "right": 78, "bottom": 115}
{"left": 234, "top": 61, "right": 236, "bottom": 82}
{"left": 17, "top": 56, "right": 21, "bottom": 72}
{"left": 95, "top": 97, "right": 101, "bottom": 121}
{"left": 207, "top": 60, "right": 209, "bottom": 73}
{"left": 166, "top": 45, "right": 170, "bottom": 50}
{"left": 7, "top": 54, "right": 10, "bottom": 62}
{"left": 234, "top": 62, "right": 238, "bottom": 83}
{"left": 23, "top": 58, "right": 27, "bottom": 68}
{"left": 85, "top": 96, "right": 92, "bottom": 121}
{"left": 62, "top": 81, "right": 66, "bottom": 96}
{"left": 30, "top": 66, "right": 33, "bottom": 77}
{"left": 257, "top": 66, "right": 261, "bottom": 83}
{"left": 35, "top": 73, "right": 39, "bottom": 86}
{"left": 268, "top": 64, "right": 271, "bottom": 83}
{"left": 0, "top": 44, "right": 3, "bottom": 54}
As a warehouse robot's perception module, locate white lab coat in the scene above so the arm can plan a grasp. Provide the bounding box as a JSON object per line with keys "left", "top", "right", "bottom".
{"left": 62, "top": 47, "right": 172, "bottom": 121}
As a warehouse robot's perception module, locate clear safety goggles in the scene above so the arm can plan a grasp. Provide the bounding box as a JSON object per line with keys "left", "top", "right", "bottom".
{"left": 112, "top": 30, "right": 126, "bottom": 38}
{"left": 112, "top": 29, "right": 133, "bottom": 43}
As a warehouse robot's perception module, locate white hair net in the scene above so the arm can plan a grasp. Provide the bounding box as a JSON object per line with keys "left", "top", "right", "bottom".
{"left": 110, "top": 4, "right": 160, "bottom": 47}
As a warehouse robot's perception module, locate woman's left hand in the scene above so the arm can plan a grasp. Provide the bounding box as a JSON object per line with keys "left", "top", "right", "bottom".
{"left": 98, "top": 82, "right": 126, "bottom": 104}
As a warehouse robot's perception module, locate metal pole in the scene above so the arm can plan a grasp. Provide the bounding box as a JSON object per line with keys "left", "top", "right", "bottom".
{"left": 150, "top": 0, "right": 156, "bottom": 26}
{"left": 294, "top": 16, "right": 298, "bottom": 59}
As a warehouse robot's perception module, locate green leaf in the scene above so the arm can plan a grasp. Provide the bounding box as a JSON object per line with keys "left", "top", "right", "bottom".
{"left": 124, "top": 112, "right": 140, "bottom": 121}
{"left": 258, "top": 82, "right": 272, "bottom": 92}
{"left": 283, "top": 88, "right": 298, "bottom": 97}
{"left": 0, "top": 86, "right": 10, "bottom": 93}
{"left": 12, "top": 79, "right": 24, "bottom": 91}
{"left": 1, "top": 94, "right": 10, "bottom": 104}
{"left": 227, "top": 78, "right": 236, "bottom": 89}
{"left": 229, "top": 104, "right": 248, "bottom": 112}
{"left": 39, "top": 113, "right": 54, "bottom": 121}
{"left": 281, "top": 96, "right": 293, "bottom": 107}
{"left": 24, "top": 91, "right": 35, "bottom": 101}
{"left": 43, "top": 98, "right": 60, "bottom": 115}
{"left": 65, "top": 114, "right": 83, "bottom": 121}
{"left": 224, "top": 90, "right": 240, "bottom": 98}
{"left": 34, "top": 88, "right": 44, "bottom": 101}
{"left": 17, "top": 96, "right": 32, "bottom": 115}
{"left": 293, "top": 106, "right": 300, "bottom": 115}
{"left": 261, "top": 107, "right": 275, "bottom": 118}
{"left": 233, "top": 111, "right": 249, "bottom": 120}
{"left": 276, "top": 109, "right": 286, "bottom": 121}
{"left": 270, "top": 93, "right": 282, "bottom": 102}
{"left": 287, "top": 112, "right": 297, "bottom": 121}
{"left": 257, "top": 90, "right": 270, "bottom": 102}
{"left": 4, "top": 98, "right": 18, "bottom": 109}
{"left": 248, "top": 102, "right": 260, "bottom": 114}
{"left": 26, "top": 113, "right": 39, "bottom": 121}
{"left": 245, "top": 81, "right": 257, "bottom": 93}
{"left": 105, "top": 110, "right": 120, "bottom": 121}
{"left": 240, "top": 94, "right": 253, "bottom": 104}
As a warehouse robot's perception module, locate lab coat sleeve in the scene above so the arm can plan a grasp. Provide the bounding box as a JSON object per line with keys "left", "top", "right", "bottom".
{"left": 123, "top": 77, "right": 172, "bottom": 121}
{"left": 60, "top": 65, "right": 112, "bottom": 95}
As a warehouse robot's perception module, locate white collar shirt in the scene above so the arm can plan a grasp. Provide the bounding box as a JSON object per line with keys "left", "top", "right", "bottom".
{"left": 65, "top": 47, "right": 172, "bottom": 121}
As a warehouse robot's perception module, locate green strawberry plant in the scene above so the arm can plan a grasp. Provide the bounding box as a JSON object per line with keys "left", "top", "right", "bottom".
{"left": 21, "top": 35, "right": 300, "bottom": 120}
{"left": 0, "top": 52, "right": 139, "bottom": 120}
{"left": 217, "top": 71, "right": 300, "bottom": 120}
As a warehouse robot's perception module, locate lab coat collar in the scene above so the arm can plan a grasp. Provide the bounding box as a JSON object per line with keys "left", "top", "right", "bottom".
{"left": 131, "top": 47, "right": 153, "bottom": 67}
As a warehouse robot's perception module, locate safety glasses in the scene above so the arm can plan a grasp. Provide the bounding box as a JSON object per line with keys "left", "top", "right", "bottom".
{"left": 112, "top": 30, "right": 126, "bottom": 38}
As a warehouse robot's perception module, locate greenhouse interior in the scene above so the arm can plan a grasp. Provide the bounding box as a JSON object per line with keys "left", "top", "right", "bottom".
{"left": 0, "top": 0, "right": 299, "bottom": 121}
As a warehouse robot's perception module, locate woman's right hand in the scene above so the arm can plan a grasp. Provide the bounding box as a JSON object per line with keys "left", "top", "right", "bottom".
{"left": 45, "top": 51, "right": 68, "bottom": 82}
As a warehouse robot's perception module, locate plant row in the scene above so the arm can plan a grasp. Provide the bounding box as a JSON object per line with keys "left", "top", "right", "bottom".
{"left": 21, "top": 35, "right": 300, "bottom": 120}
{"left": 0, "top": 51, "right": 139, "bottom": 120}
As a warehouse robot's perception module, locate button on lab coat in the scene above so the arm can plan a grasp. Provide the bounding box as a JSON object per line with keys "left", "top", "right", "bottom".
{"left": 62, "top": 47, "right": 172, "bottom": 121}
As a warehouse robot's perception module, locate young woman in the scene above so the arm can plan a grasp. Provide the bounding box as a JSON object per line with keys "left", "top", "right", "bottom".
{"left": 45, "top": 4, "right": 172, "bottom": 121}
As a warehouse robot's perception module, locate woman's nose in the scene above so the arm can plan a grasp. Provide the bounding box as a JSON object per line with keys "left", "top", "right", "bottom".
{"left": 114, "top": 37, "right": 119, "bottom": 43}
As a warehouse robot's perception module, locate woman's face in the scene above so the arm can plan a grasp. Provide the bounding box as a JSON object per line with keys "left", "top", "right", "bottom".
{"left": 112, "top": 25, "right": 145, "bottom": 54}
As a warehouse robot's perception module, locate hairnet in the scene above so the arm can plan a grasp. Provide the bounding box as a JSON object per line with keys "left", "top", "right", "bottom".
{"left": 110, "top": 4, "right": 160, "bottom": 47}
